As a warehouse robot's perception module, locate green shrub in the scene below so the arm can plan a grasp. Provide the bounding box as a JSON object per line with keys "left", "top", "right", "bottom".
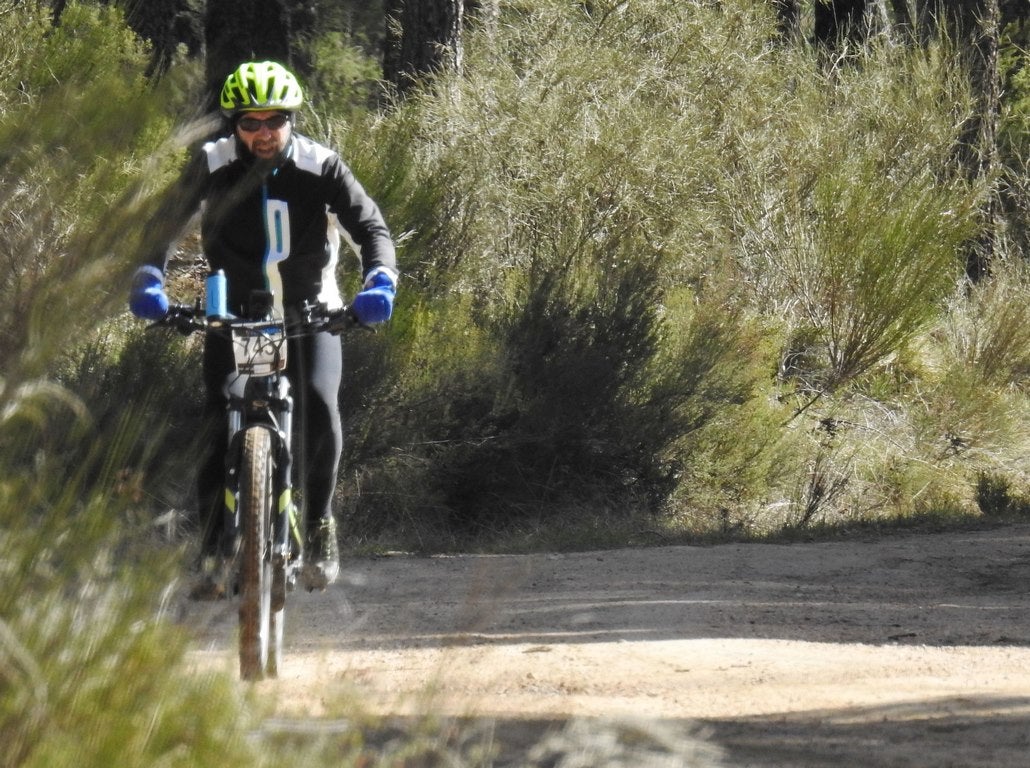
{"left": 333, "top": 0, "right": 789, "bottom": 538}
{"left": 304, "top": 30, "right": 384, "bottom": 118}
{"left": 328, "top": 0, "right": 991, "bottom": 544}
{"left": 725, "top": 39, "right": 981, "bottom": 392}
{"left": 1000, "top": 23, "right": 1030, "bottom": 254}
{"left": 976, "top": 470, "right": 1030, "bottom": 517}
{"left": 941, "top": 259, "right": 1030, "bottom": 388}
{"left": 0, "top": 1, "right": 181, "bottom": 386}
{"left": 55, "top": 321, "right": 208, "bottom": 517}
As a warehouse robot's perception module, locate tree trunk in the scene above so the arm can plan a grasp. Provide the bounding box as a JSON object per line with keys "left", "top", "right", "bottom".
{"left": 813, "top": 0, "right": 868, "bottom": 49}
{"left": 963, "top": 0, "right": 1002, "bottom": 280}
{"left": 123, "top": 0, "right": 204, "bottom": 76}
{"left": 205, "top": 0, "right": 294, "bottom": 106}
{"left": 384, "top": 0, "right": 464, "bottom": 95}
{"left": 928, "top": 0, "right": 1002, "bottom": 279}
{"left": 49, "top": 0, "right": 67, "bottom": 23}
{"left": 772, "top": 0, "right": 802, "bottom": 41}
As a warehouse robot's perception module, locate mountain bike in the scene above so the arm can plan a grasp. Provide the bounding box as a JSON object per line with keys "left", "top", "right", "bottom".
{"left": 156, "top": 278, "right": 354, "bottom": 680}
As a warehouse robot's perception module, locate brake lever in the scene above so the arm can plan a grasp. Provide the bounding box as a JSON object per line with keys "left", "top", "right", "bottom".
{"left": 326, "top": 306, "right": 365, "bottom": 335}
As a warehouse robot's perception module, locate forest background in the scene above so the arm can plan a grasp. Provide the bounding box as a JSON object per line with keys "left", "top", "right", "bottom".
{"left": 0, "top": 0, "right": 1028, "bottom": 765}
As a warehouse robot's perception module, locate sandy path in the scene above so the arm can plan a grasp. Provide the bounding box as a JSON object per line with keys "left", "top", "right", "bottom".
{"left": 185, "top": 523, "right": 1030, "bottom": 766}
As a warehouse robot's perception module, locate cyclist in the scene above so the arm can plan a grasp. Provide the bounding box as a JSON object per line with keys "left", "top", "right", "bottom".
{"left": 128, "top": 60, "right": 398, "bottom": 597}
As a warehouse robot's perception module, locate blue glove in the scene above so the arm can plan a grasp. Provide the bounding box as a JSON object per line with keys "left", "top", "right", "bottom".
{"left": 351, "top": 269, "right": 396, "bottom": 325}
{"left": 129, "top": 265, "right": 169, "bottom": 320}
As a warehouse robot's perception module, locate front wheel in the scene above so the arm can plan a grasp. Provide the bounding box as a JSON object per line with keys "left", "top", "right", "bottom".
{"left": 238, "top": 426, "right": 275, "bottom": 680}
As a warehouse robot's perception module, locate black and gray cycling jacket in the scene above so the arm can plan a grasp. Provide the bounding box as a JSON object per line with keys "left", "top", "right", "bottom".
{"left": 145, "top": 131, "right": 397, "bottom": 316}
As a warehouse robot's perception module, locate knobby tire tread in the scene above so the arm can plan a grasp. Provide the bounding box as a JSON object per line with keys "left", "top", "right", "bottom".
{"left": 238, "top": 427, "right": 273, "bottom": 681}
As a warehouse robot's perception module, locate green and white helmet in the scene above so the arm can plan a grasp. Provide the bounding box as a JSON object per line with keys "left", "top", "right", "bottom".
{"left": 219, "top": 60, "right": 304, "bottom": 116}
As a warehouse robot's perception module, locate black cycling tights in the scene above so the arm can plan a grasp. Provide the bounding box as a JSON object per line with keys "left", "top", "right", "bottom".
{"left": 197, "top": 330, "right": 343, "bottom": 555}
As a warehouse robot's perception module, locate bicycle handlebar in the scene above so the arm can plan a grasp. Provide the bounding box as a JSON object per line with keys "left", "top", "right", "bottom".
{"left": 153, "top": 300, "right": 361, "bottom": 337}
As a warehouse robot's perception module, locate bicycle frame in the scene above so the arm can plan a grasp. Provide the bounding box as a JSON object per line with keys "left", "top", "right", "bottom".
{"left": 155, "top": 284, "right": 357, "bottom": 680}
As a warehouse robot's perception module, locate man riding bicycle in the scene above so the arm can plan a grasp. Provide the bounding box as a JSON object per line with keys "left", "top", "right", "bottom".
{"left": 128, "top": 60, "right": 398, "bottom": 598}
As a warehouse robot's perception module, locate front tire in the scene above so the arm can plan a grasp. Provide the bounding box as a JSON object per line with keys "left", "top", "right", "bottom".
{"left": 238, "top": 427, "right": 274, "bottom": 681}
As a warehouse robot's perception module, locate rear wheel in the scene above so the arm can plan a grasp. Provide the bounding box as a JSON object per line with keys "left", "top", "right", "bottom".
{"left": 238, "top": 427, "right": 274, "bottom": 681}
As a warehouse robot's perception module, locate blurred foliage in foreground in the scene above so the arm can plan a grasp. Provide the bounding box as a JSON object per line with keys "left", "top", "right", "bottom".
{"left": 0, "top": 0, "right": 1028, "bottom": 764}
{"left": 0, "top": 4, "right": 259, "bottom": 766}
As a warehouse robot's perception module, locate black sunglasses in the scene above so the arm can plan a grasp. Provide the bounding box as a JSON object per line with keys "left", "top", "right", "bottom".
{"left": 237, "top": 113, "right": 291, "bottom": 132}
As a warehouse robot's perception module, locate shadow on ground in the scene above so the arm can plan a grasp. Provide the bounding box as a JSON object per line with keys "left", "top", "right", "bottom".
{"left": 262, "top": 695, "right": 1030, "bottom": 768}
{"left": 306, "top": 524, "right": 1030, "bottom": 650}
{"left": 705, "top": 694, "right": 1030, "bottom": 767}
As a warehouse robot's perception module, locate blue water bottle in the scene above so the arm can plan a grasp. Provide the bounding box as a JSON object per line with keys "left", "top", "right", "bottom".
{"left": 206, "top": 269, "right": 229, "bottom": 324}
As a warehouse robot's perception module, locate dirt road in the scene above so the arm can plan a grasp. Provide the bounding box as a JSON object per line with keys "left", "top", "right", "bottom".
{"left": 186, "top": 522, "right": 1030, "bottom": 766}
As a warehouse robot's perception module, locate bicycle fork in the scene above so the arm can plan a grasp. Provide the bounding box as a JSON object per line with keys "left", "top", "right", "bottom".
{"left": 221, "top": 374, "right": 299, "bottom": 605}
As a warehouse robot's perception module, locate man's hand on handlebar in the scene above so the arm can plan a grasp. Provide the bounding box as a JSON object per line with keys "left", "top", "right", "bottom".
{"left": 294, "top": 301, "right": 359, "bottom": 335}
{"left": 129, "top": 266, "right": 170, "bottom": 321}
